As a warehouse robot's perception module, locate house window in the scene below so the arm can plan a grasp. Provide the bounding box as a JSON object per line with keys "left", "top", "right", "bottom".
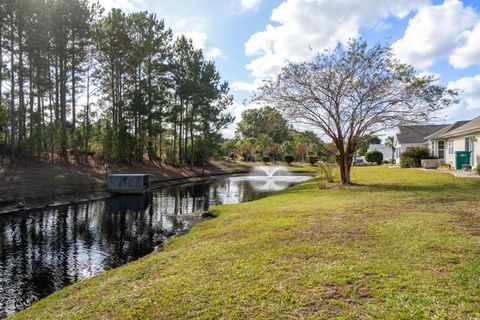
{"left": 438, "top": 141, "right": 445, "bottom": 159}
{"left": 431, "top": 141, "right": 435, "bottom": 156}
{"left": 448, "top": 139, "right": 454, "bottom": 155}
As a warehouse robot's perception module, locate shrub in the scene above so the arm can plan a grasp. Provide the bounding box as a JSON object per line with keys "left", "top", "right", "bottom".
{"left": 284, "top": 154, "right": 296, "bottom": 165}
{"left": 307, "top": 155, "right": 319, "bottom": 165}
{"left": 477, "top": 165, "right": 480, "bottom": 175}
{"left": 319, "top": 163, "right": 335, "bottom": 182}
{"left": 318, "top": 176, "right": 328, "bottom": 190}
{"left": 400, "top": 147, "right": 431, "bottom": 168}
{"left": 229, "top": 153, "right": 235, "bottom": 159}
{"left": 365, "top": 150, "right": 383, "bottom": 165}
{"left": 262, "top": 155, "right": 271, "bottom": 164}
{"left": 400, "top": 156, "right": 417, "bottom": 168}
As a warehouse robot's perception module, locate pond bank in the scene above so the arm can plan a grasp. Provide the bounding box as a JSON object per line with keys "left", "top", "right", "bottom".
{"left": 0, "top": 160, "right": 248, "bottom": 214}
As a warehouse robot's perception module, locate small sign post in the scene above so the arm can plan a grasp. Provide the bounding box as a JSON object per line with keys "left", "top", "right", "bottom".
{"left": 104, "top": 162, "right": 109, "bottom": 181}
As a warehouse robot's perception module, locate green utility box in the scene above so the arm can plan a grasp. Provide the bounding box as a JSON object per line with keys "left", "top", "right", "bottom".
{"left": 455, "top": 151, "right": 472, "bottom": 170}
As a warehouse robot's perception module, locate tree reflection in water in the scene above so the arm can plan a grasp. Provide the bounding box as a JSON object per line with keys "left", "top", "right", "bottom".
{"left": 0, "top": 175, "right": 309, "bottom": 317}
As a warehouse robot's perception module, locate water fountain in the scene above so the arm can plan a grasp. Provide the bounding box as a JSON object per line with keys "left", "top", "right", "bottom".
{"left": 250, "top": 165, "right": 289, "bottom": 177}
{"left": 232, "top": 165, "right": 311, "bottom": 192}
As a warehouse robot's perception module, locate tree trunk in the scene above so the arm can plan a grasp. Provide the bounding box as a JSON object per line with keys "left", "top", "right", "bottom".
{"left": 18, "top": 22, "right": 25, "bottom": 150}
{"left": 29, "top": 61, "right": 34, "bottom": 139}
{"left": 159, "top": 128, "right": 163, "bottom": 163}
{"left": 173, "top": 117, "right": 177, "bottom": 164}
{"left": 339, "top": 150, "right": 352, "bottom": 185}
{"left": 71, "top": 37, "right": 76, "bottom": 134}
{"left": 179, "top": 100, "right": 183, "bottom": 163}
{"left": 147, "top": 56, "right": 156, "bottom": 161}
{"left": 60, "top": 56, "right": 68, "bottom": 163}
{"left": 190, "top": 125, "right": 194, "bottom": 171}
{"left": 85, "top": 70, "right": 91, "bottom": 156}
{"left": 54, "top": 56, "right": 60, "bottom": 122}
{"left": 41, "top": 96, "right": 47, "bottom": 160}
{"left": 9, "top": 16, "right": 15, "bottom": 160}
{"left": 0, "top": 20, "right": 3, "bottom": 150}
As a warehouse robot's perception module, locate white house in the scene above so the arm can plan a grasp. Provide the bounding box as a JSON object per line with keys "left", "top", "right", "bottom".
{"left": 426, "top": 117, "right": 480, "bottom": 168}
{"left": 393, "top": 125, "right": 449, "bottom": 163}
{"left": 367, "top": 144, "right": 393, "bottom": 162}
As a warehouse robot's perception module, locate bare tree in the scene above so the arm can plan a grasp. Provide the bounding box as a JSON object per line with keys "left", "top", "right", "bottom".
{"left": 254, "top": 39, "right": 458, "bottom": 185}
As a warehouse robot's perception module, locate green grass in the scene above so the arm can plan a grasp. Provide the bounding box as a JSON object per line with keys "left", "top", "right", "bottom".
{"left": 13, "top": 167, "right": 480, "bottom": 319}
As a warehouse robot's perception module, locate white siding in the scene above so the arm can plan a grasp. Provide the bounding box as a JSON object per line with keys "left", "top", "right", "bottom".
{"left": 444, "top": 131, "right": 480, "bottom": 168}
{"left": 394, "top": 142, "right": 428, "bottom": 163}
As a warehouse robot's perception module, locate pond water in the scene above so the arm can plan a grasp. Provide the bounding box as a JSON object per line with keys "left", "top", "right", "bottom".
{"left": 0, "top": 174, "right": 310, "bottom": 317}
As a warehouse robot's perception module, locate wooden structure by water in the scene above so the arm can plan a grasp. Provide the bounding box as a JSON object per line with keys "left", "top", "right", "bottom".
{"left": 107, "top": 174, "right": 152, "bottom": 194}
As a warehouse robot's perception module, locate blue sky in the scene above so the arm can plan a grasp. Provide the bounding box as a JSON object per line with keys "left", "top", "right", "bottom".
{"left": 101, "top": 0, "right": 480, "bottom": 138}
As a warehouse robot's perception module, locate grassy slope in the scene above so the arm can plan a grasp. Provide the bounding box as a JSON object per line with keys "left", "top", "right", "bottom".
{"left": 14, "top": 167, "right": 480, "bottom": 319}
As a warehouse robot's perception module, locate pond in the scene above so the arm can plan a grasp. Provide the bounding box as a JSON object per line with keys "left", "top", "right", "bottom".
{"left": 0, "top": 174, "right": 310, "bottom": 317}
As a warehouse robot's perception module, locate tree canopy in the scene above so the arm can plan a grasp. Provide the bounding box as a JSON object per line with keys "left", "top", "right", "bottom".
{"left": 236, "top": 107, "right": 290, "bottom": 144}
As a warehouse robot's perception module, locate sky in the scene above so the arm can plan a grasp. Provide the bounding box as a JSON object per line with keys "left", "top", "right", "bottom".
{"left": 99, "top": 0, "right": 480, "bottom": 139}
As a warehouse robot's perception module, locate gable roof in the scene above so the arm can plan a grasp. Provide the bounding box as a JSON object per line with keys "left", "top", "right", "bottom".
{"left": 368, "top": 144, "right": 386, "bottom": 150}
{"left": 425, "top": 121, "right": 470, "bottom": 140}
{"left": 440, "top": 116, "right": 480, "bottom": 137}
{"left": 396, "top": 125, "right": 449, "bottom": 144}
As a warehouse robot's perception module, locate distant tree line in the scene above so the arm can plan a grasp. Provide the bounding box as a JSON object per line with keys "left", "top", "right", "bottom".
{"left": 0, "top": 0, "right": 233, "bottom": 168}
{"left": 222, "top": 107, "right": 337, "bottom": 163}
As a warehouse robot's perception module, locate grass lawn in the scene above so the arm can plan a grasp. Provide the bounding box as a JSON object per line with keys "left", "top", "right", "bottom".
{"left": 13, "top": 167, "right": 480, "bottom": 319}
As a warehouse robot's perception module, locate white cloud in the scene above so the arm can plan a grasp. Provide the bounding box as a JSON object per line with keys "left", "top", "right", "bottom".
{"left": 174, "top": 32, "right": 224, "bottom": 60}
{"left": 241, "top": 0, "right": 262, "bottom": 11}
{"left": 393, "top": 0, "right": 479, "bottom": 69}
{"left": 205, "top": 48, "right": 224, "bottom": 59}
{"left": 244, "top": 0, "right": 428, "bottom": 79}
{"left": 96, "top": 0, "right": 146, "bottom": 12}
{"left": 448, "top": 75, "right": 480, "bottom": 111}
{"left": 232, "top": 79, "right": 265, "bottom": 92}
{"left": 450, "top": 23, "right": 480, "bottom": 68}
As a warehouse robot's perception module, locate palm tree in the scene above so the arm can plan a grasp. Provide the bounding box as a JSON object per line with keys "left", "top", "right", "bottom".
{"left": 385, "top": 136, "right": 395, "bottom": 163}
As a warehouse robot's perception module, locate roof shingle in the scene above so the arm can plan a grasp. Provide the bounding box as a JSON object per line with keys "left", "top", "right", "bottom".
{"left": 396, "top": 125, "right": 449, "bottom": 144}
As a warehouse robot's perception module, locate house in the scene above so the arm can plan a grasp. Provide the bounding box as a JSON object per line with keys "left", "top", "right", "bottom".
{"left": 367, "top": 144, "right": 393, "bottom": 162}
{"left": 394, "top": 125, "right": 449, "bottom": 163}
{"left": 425, "top": 117, "right": 480, "bottom": 168}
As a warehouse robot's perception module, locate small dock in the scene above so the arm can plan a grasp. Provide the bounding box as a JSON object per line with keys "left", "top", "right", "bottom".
{"left": 107, "top": 174, "right": 152, "bottom": 194}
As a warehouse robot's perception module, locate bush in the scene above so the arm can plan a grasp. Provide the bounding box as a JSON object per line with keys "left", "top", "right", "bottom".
{"left": 400, "top": 147, "right": 431, "bottom": 168}
{"left": 400, "top": 156, "right": 417, "bottom": 168}
{"left": 284, "top": 154, "right": 296, "bottom": 165}
{"left": 319, "top": 163, "right": 335, "bottom": 182}
{"left": 307, "top": 155, "right": 319, "bottom": 165}
{"left": 262, "top": 155, "right": 271, "bottom": 164}
{"left": 477, "top": 165, "right": 480, "bottom": 175}
{"left": 318, "top": 176, "right": 328, "bottom": 190}
{"left": 365, "top": 150, "right": 383, "bottom": 165}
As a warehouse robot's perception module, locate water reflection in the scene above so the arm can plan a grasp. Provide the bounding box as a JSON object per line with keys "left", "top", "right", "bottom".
{"left": 0, "top": 175, "right": 309, "bottom": 317}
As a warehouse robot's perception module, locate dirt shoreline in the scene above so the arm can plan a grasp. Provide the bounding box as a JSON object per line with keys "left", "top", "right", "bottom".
{"left": 0, "top": 161, "right": 249, "bottom": 215}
